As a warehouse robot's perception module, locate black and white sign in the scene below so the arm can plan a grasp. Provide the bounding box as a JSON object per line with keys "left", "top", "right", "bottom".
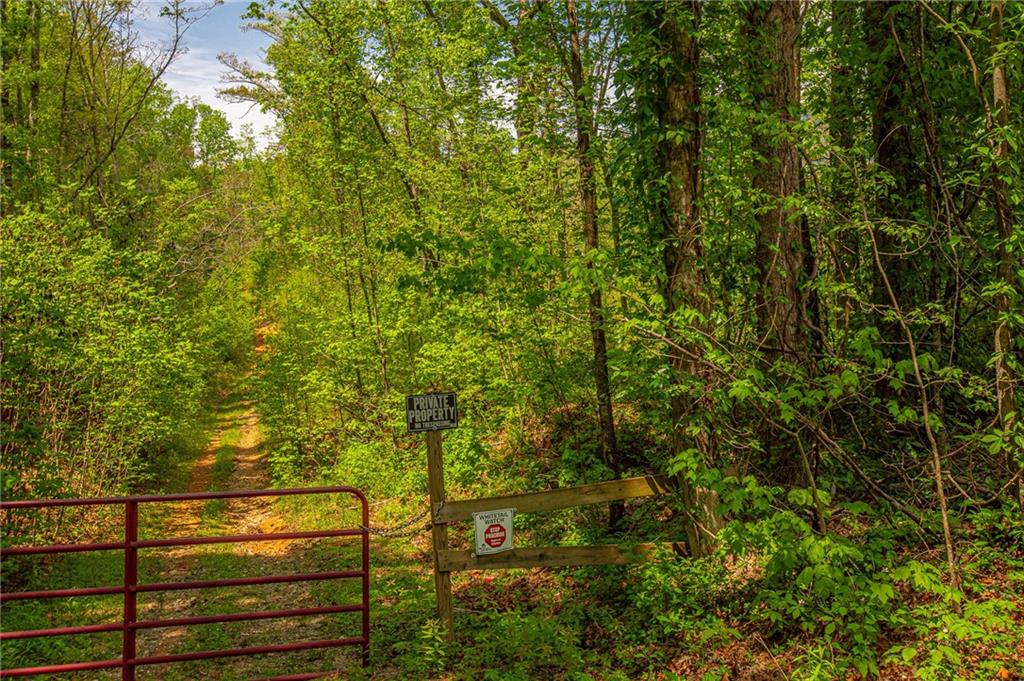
{"left": 473, "top": 508, "right": 514, "bottom": 555}
{"left": 405, "top": 392, "right": 458, "bottom": 433}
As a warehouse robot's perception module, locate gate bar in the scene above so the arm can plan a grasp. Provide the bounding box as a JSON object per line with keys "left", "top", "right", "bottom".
{"left": 0, "top": 486, "right": 370, "bottom": 678}
{"left": 0, "top": 570, "right": 363, "bottom": 603}
{"left": 1, "top": 605, "right": 366, "bottom": 640}
{"left": 2, "top": 529, "right": 365, "bottom": 556}
{"left": 0, "top": 486, "right": 370, "bottom": 508}
{"left": 122, "top": 500, "right": 138, "bottom": 681}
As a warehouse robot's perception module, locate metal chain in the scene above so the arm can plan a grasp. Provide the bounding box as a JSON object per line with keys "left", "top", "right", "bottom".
{"left": 359, "top": 505, "right": 433, "bottom": 538}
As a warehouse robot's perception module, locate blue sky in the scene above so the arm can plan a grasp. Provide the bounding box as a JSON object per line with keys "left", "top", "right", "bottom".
{"left": 137, "top": 1, "right": 278, "bottom": 141}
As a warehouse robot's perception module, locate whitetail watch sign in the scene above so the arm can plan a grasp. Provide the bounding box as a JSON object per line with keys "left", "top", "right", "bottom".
{"left": 472, "top": 508, "right": 514, "bottom": 555}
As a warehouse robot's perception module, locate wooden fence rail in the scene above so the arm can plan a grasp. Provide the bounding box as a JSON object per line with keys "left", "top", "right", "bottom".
{"left": 438, "top": 542, "right": 687, "bottom": 571}
{"left": 433, "top": 475, "right": 673, "bottom": 523}
{"left": 423, "top": 430, "right": 684, "bottom": 640}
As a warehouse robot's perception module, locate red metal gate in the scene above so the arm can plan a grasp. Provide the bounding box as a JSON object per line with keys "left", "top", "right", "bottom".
{"left": 0, "top": 487, "right": 370, "bottom": 679}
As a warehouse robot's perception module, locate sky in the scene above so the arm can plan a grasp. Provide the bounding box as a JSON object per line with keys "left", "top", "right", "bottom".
{"left": 137, "top": 1, "right": 278, "bottom": 142}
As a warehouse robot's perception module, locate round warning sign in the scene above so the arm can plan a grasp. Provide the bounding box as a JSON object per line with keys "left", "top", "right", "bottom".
{"left": 472, "top": 508, "right": 514, "bottom": 555}
{"left": 484, "top": 523, "right": 506, "bottom": 548}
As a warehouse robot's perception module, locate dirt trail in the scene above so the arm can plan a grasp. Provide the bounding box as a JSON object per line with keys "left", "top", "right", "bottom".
{"left": 159, "top": 326, "right": 286, "bottom": 562}
{"left": 157, "top": 397, "right": 288, "bottom": 567}
{"left": 136, "top": 370, "right": 289, "bottom": 659}
{"left": 149, "top": 390, "right": 284, "bottom": 569}
{"left": 135, "top": 334, "right": 361, "bottom": 678}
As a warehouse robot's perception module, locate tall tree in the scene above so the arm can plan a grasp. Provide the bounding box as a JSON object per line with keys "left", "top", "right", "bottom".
{"left": 746, "top": 0, "right": 808, "bottom": 363}
{"left": 989, "top": 0, "right": 1021, "bottom": 509}
{"left": 482, "top": 0, "right": 538, "bottom": 146}
{"left": 647, "top": 0, "right": 719, "bottom": 556}
{"left": 863, "top": 0, "right": 921, "bottom": 326}
{"left": 561, "top": 0, "right": 623, "bottom": 526}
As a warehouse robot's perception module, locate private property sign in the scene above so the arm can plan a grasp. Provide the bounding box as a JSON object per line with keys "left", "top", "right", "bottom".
{"left": 406, "top": 392, "right": 458, "bottom": 433}
{"left": 472, "top": 508, "right": 514, "bottom": 555}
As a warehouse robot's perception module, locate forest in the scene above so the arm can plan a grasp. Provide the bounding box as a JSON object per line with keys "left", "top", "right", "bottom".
{"left": 1, "top": 0, "right": 1023, "bottom": 679}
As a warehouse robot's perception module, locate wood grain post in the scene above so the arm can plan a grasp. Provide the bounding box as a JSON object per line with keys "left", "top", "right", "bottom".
{"left": 426, "top": 430, "right": 454, "bottom": 641}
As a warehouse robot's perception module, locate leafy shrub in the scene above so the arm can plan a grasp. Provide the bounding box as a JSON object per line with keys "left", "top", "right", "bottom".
{"left": 330, "top": 440, "right": 425, "bottom": 497}
{"left": 395, "top": 618, "right": 449, "bottom": 676}
{"left": 970, "top": 502, "right": 1024, "bottom": 552}
{"left": 754, "top": 518, "right": 902, "bottom": 677}
{"left": 631, "top": 549, "right": 737, "bottom": 647}
{"left": 455, "top": 610, "right": 585, "bottom": 679}
{"left": 885, "top": 558, "right": 1024, "bottom": 681}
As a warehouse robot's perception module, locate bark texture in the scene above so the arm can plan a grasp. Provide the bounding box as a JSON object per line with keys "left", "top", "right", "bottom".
{"left": 747, "top": 0, "right": 807, "bottom": 362}
{"left": 989, "top": 0, "right": 1021, "bottom": 509}
{"left": 864, "top": 1, "right": 919, "bottom": 326}
{"left": 566, "top": 0, "right": 623, "bottom": 527}
{"left": 652, "top": 0, "right": 720, "bottom": 556}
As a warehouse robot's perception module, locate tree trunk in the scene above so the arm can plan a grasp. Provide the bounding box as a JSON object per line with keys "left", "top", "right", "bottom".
{"left": 990, "top": 0, "right": 1021, "bottom": 510}
{"left": 746, "top": 0, "right": 807, "bottom": 363}
{"left": 829, "top": 0, "right": 858, "bottom": 154}
{"left": 650, "top": 0, "right": 720, "bottom": 557}
{"left": 357, "top": 186, "right": 391, "bottom": 395}
{"left": 565, "top": 0, "right": 623, "bottom": 528}
{"left": 828, "top": 0, "right": 860, "bottom": 349}
{"left": 864, "top": 0, "right": 918, "bottom": 331}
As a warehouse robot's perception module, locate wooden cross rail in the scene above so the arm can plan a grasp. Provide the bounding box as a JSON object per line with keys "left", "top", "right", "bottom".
{"left": 422, "top": 428, "right": 683, "bottom": 641}
{"left": 433, "top": 475, "right": 674, "bottom": 523}
{"left": 438, "top": 542, "right": 687, "bottom": 571}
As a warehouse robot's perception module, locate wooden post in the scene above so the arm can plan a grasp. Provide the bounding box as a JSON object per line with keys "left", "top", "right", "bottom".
{"left": 426, "top": 430, "right": 454, "bottom": 641}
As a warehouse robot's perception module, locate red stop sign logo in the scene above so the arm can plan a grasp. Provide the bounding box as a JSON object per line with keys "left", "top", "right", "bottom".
{"left": 484, "top": 523, "right": 506, "bottom": 548}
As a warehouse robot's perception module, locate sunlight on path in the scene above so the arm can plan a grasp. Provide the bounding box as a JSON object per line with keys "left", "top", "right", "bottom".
{"left": 134, "top": 335, "right": 362, "bottom": 679}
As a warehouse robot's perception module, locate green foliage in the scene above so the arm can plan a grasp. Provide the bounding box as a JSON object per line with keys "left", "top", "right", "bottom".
{"left": 1, "top": 3, "right": 260, "bottom": 503}
{"left": 194, "top": 103, "right": 239, "bottom": 170}
{"left": 971, "top": 502, "right": 1024, "bottom": 550}
{"left": 1, "top": 202, "right": 209, "bottom": 498}
{"left": 632, "top": 550, "right": 737, "bottom": 647}
{"left": 885, "top": 553, "right": 1024, "bottom": 681}
{"left": 4, "top": 0, "right": 1024, "bottom": 678}
{"left": 415, "top": 619, "right": 449, "bottom": 675}
{"left": 455, "top": 610, "right": 586, "bottom": 680}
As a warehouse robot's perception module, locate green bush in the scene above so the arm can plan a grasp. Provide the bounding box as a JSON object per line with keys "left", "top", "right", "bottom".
{"left": 631, "top": 549, "right": 737, "bottom": 647}
{"left": 455, "top": 610, "right": 586, "bottom": 680}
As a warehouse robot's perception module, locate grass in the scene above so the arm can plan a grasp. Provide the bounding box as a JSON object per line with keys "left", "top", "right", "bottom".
{"left": 7, "top": 365, "right": 1023, "bottom": 680}
{"left": 199, "top": 417, "right": 244, "bottom": 529}
{"left": 8, "top": 476, "right": 1023, "bottom": 680}
{"left": 0, "top": 370, "right": 249, "bottom": 677}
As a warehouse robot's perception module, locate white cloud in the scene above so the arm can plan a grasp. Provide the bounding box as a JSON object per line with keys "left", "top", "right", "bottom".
{"left": 162, "top": 47, "right": 279, "bottom": 141}
{"left": 134, "top": 2, "right": 279, "bottom": 145}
